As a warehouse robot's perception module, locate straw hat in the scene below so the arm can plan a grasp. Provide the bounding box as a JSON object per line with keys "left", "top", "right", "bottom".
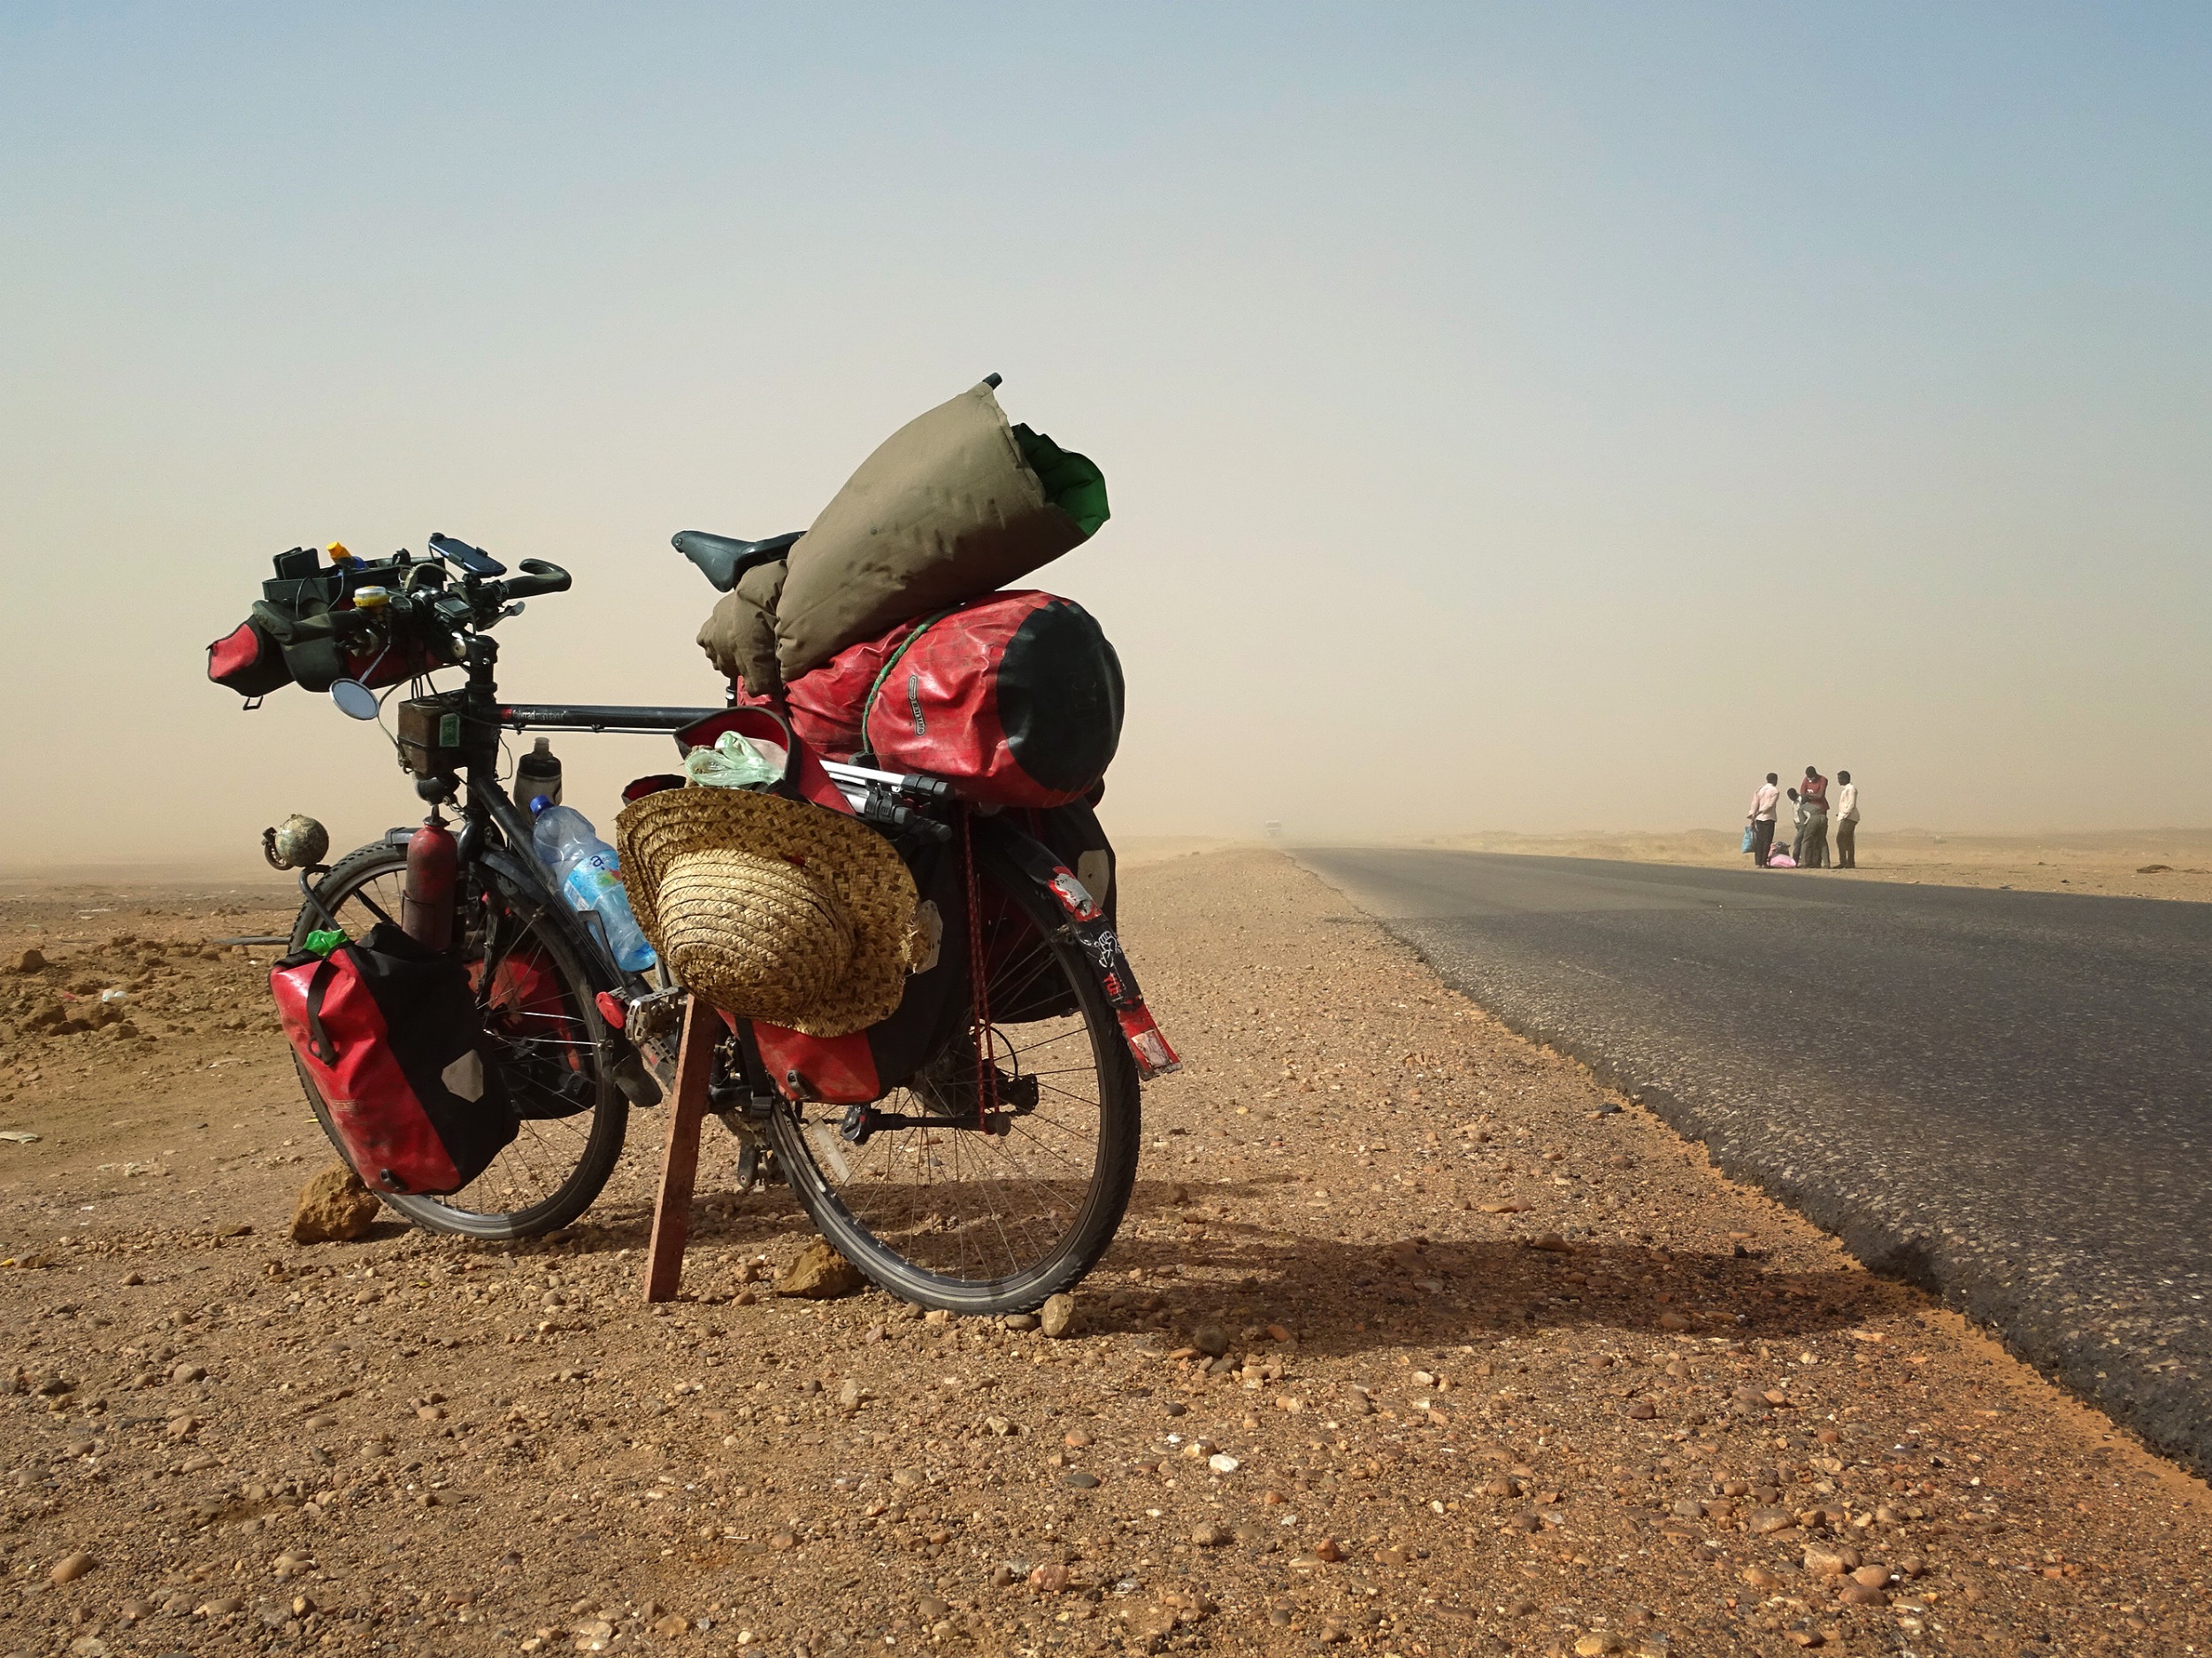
{"left": 615, "top": 787, "right": 924, "bottom": 1037}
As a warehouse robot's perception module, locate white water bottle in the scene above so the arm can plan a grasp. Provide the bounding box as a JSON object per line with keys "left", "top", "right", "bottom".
{"left": 531, "top": 805, "right": 657, "bottom": 973}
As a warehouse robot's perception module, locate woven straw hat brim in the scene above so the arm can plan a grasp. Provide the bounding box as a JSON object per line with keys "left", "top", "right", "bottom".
{"left": 616, "top": 787, "right": 921, "bottom": 1037}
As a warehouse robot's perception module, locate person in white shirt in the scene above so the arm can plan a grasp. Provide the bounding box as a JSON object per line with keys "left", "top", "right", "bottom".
{"left": 1834, "top": 771, "right": 1860, "bottom": 868}
{"left": 1746, "top": 772, "right": 1780, "bottom": 867}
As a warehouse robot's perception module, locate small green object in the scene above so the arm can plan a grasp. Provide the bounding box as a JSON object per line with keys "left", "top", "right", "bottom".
{"left": 1013, "top": 424, "right": 1110, "bottom": 540}
{"left": 437, "top": 712, "right": 462, "bottom": 748}
{"left": 304, "top": 928, "right": 348, "bottom": 958}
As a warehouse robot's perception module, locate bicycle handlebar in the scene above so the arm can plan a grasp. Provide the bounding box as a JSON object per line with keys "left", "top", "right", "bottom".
{"left": 495, "top": 559, "right": 572, "bottom": 602}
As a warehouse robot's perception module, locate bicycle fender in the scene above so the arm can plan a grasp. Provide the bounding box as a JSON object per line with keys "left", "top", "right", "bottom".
{"left": 973, "top": 819, "right": 1180, "bottom": 1081}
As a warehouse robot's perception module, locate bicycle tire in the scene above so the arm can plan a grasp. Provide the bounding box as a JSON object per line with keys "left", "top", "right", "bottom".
{"left": 288, "top": 841, "right": 629, "bottom": 1240}
{"left": 764, "top": 835, "right": 1141, "bottom": 1315}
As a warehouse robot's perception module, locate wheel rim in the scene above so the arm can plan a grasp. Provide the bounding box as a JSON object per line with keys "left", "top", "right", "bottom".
{"left": 296, "top": 854, "right": 617, "bottom": 1228}
{"left": 776, "top": 878, "right": 1121, "bottom": 1289}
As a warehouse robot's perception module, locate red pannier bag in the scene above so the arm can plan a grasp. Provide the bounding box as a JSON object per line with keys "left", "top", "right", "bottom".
{"left": 270, "top": 923, "right": 518, "bottom": 1195}
{"left": 782, "top": 590, "right": 1123, "bottom": 808}
{"left": 206, "top": 618, "right": 294, "bottom": 697}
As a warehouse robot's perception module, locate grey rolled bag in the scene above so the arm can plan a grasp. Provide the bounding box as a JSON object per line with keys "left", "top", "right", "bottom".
{"left": 770, "top": 380, "right": 1108, "bottom": 683}
{"left": 696, "top": 557, "right": 788, "bottom": 695}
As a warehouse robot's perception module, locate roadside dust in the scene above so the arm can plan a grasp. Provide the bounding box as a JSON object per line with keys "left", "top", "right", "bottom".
{"left": 3, "top": 849, "right": 2208, "bottom": 1656}
{"left": 1410, "top": 826, "right": 2212, "bottom": 903}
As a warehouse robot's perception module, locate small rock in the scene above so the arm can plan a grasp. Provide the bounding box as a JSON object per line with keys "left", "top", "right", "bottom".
{"left": 1310, "top": 1537, "right": 1344, "bottom": 1562}
{"left": 775, "top": 1239, "right": 864, "bottom": 1300}
{"left": 1850, "top": 1564, "right": 1890, "bottom": 1589}
{"left": 290, "top": 1165, "right": 381, "bottom": 1245}
{"left": 984, "top": 1416, "right": 1015, "bottom": 1437}
{"left": 15, "top": 948, "right": 48, "bottom": 972}
{"left": 119, "top": 1598, "right": 156, "bottom": 1621}
{"left": 1040, "top": 1293, "right": 1078, "bottom": 1339}
{"left": 1027, "top": 1562, "right": 1071, "bottom": 1593}
{"left": 120, "top": 1270, "right": 143, "bottom": 1286}
{"left": 890, "top": 1467, "right": 926, "bottom": 1489}
{"left": 1802, "top": 1543, "right": 1857, "bottom": 1577}
{"left": 171, "top": 1361, "right": 206, "bottom": 1385}
{"left": 50, "top": 1550, "right": 96, "bottom": 1585}
{"left": 838, "top": 1378, "right": 862, "bottom": 1409}
{"left": 1192, "top": 1524, "right": 1232, "bottom": 1547}
{"left": 1747, "top": 1507, "right": 1794, "bottom": 1535}
{"left": 1064, "top": 1471, "right": 1099, "bottom": 1489}
{"left": 1208, "top": 1453, "right": 1240, "bottom": 1474}
{"left": 1576, "top": 1637, "right": 1622, "bottom": 1656}
{"left": 768, "top": 1531, "right": 796, "bottom": 1552}
{"left": 1740, "top": 1565, "right": 1779, "bottom": 1590}
{"left": 197, "top": 1595, "right": 245, "bottom": 1616}
{"left": 1626, "top": 1401, "right": 1657, "bottom": 1420}
{"left": 1838, "top": 1581, "right": 1886, "bottom": 1606}
{"left": 1003, "top": 1312, "right": 1039, "bottom": 1332}
{"left": 917, "top": 1598, "right": 951, "bottom": 1622}
{"left": 1193, "top": 1323, "right": 1229, "bottom": 1358}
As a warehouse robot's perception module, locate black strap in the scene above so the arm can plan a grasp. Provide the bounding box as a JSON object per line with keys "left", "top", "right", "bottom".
{"left": 302, "top": 956, "right": 340, "bottom": 1065}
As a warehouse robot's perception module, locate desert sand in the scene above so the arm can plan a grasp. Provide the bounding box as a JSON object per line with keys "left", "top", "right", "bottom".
{"left": 3, "top": 849, "right": 2208, "bottom": 1656}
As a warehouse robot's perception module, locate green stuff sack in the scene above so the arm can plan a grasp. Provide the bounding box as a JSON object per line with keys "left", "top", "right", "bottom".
{"left": 695, "top": 557, "right": 788, "bottom": 696}
{"left": 772, "top": 380, "right": 1108, "bottom": 681}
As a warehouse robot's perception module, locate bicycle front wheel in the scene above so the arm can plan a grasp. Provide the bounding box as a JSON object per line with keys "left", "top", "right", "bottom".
{"left": 290, "top": 842, "right": 628, "bottom": 1240}
{"left": 764, "top": 836, "right": 1141, "bottom": 1315}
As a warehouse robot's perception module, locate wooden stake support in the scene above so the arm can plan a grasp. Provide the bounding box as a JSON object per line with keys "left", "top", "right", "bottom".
{"left": 642, "top": 994, "right": 717, "bottom": 1303}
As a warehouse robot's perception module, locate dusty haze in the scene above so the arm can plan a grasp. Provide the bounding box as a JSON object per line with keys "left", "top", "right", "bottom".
{"left": 3, "top": 6, "right": 2208, "bottom": 870}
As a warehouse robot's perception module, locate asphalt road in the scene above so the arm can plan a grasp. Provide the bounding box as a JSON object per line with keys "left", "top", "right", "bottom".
{"left": 1296, "top": 848, "right": 2212, "bottom": 1472}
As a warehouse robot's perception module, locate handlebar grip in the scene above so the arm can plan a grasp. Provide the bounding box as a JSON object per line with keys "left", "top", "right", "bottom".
{"left": 500, "top": 558, "right": 572, "bottom": 601}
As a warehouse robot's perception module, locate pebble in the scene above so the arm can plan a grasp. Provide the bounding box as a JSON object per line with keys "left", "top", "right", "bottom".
{"left": 1838, "top": 1581, "right": 1886, "bottom": 1606}
{"left": 1193, "top": 1523, "right": 1232, "bottom": 1547}
{"left": 120, "top": 1271, "right": 142, "bottom": 1286}
{"left": 1193, "top": 1323, "right": 1230, "bottom": 1358}
{"left": 1626, "top": 1401, "right": 1657, "bottom": 1420}
{"left": 1064, "top": 1430, "right": 1093, "bottom": 1447}
{"left": 1208, "top": 1453, "right": 1240, "bottom": 1474}
{"left": 171, "top": 1362, "right": 206, "bottom": 1385}
{"left": 1803, "top": 1543, "right": 1857, "bottom": 1577}
{"left": 1850, "top": 1564, "right": 1890, "bottom": 1589}
{"left": 119, "top": 1599, "right": 155, "bottom": 1621}
{"left": 917, "top": 1598, "right": 950, "bottom": 1622}
{"left": 1039, "top": 1293, "right": 1077, "bottom": 1339}
{"left": 1064, "top": 1470, "right": 1100, "bottom": 1488}
{"left": 1003, "top": 1312, "right": 1039, "bottom": 1332}
{"left": 1027, "top": 1562, "right": 1071, "bottom": 1593}
{"left": 50, "top": 1550, "right": 96, "bottom": 1585}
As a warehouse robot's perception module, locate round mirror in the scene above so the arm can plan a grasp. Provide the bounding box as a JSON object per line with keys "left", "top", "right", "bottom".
{"left": 329, "top": 679, "right": 380, "bottom": 721}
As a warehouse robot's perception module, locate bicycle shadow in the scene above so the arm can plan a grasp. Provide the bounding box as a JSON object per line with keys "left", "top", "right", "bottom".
{"left": 1071, "top": 1176, "right": 1901, "bottom": 1361}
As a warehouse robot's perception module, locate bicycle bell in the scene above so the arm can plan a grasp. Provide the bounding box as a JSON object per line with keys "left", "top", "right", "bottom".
{"left": 263, "top": 813, "right": 330, "bottom": 871}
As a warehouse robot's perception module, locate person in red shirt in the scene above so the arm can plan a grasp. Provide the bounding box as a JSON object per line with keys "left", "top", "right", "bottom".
{"left": 1796, "top": 765, "right": 1831, "bottom": 868}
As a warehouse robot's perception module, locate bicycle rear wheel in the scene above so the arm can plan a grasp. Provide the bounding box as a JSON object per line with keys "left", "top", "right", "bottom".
{"left": 764, "top": 836, "right": 1141, "bottom": 1315}
{"left": 290, "top": 842, "right": 628, "bottom": 1240}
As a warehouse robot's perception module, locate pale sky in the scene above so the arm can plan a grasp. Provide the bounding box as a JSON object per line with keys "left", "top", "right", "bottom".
{"left": 4, "top": 3, "right": 2208, "bottom": 869}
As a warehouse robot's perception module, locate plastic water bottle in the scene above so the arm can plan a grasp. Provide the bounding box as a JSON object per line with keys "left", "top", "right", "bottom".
{"left": 531, "top": 805, "right": 657, "bottom": 973}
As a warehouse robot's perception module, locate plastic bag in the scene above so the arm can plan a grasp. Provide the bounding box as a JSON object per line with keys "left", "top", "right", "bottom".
{"left": 682, "top": 728, "right": 784, "bottom": 790}
{"left": 1740, "top": 824, "right": 1756, "bottom": 854}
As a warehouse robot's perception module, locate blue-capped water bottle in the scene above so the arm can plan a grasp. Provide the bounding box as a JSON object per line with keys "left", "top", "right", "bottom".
{"left": 530, "top": 802, "right": 657, "bottom": 973}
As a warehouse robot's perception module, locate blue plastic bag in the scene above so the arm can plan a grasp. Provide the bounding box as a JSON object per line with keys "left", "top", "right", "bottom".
{"left": 1740, "top": 823, "right": 1756, "bottom": 854}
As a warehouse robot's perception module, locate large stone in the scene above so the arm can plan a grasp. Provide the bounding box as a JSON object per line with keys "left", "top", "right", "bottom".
{"left": 775, "top": 1239, "right": 864, "bottom": 1300}
{"left": 289, "top": 1165, "right": 381, "bottom": 1245}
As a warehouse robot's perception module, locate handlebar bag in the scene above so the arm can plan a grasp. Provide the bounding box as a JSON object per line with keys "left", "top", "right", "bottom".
{"left": 206, "top": 618, "right": 296, "bottom": 698}
{"left": 270, "top": 923, "right": 518, "bottom": 1196}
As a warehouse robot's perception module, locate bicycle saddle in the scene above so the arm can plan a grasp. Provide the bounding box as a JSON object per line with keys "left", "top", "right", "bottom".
{"left": 673, "top": 529, "right": 804, "bottom": 592}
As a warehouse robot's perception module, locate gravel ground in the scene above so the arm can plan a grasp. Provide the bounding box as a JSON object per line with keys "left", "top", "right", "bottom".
{"left": 3, "top": 848, "right": 2210, "bottom": 1658}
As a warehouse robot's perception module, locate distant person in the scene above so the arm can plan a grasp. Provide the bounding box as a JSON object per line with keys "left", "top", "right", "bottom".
{"left": 1797, "top": 765, "right": 1831, "bottom": 869}
{"left": 1834, "top": 770, "right": 1859, "bottom": 868}
{"left": 1786, "top": 786, "right": 1806, "bottom": 864}
{"left": 1767, "top": 844, "right": 1797, "bottom": 868}
{"left": 1746, "top": 772, "right": 1780, "bottom": 867}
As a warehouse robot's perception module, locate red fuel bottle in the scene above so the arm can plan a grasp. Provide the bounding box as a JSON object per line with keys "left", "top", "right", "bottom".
{"left": 402, "top": 817, "right": 457, "bottom": 951}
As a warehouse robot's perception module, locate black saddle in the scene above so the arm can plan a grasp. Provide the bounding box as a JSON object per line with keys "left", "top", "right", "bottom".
{"left": 672, "top": 529, "right": 803, "bottom": 592}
